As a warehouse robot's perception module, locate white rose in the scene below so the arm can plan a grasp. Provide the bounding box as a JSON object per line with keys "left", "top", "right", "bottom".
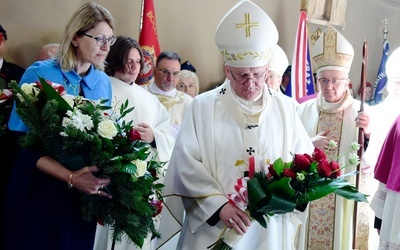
{"left": 131, "top": 159, "right": 147, "bottom": 178}
{"left": 21, "top": 83, "right": 40, "bottom": 100}
{"left": 97, "top": 119, "right": 118, "bottom": 139}
{"left": 62, "top": 94, "right": 75, "bottom": 108}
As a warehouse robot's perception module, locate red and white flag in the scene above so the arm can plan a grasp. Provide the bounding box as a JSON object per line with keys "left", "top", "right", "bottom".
{"left": 135, "top": 0, "right": 161, "bottom": 85}
{"left": 288, "top": 11, "right": 315, "bottom": 101}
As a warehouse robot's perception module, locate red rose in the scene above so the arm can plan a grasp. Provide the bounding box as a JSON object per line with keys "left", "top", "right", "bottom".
{"left": 268, "top": 164, "right": 279, "bottom": 178}
{"left": 283, "top": 168, "right": 296, "bottom": 179}
{"left": 317, "top": 158, "right": 332, "bottom": 178}
{"left": 151, "top": 200, "right": 163, "bottom": 217}
{"left": 313, "top": 147, "right": 327, "bottom": 161}
{"left": 294, "top": 154, "right": 312, "bottom": 170}
{"left": 330, "top": 161, "right": 341, "bottom": 179}
{"left": 54, "top": 84, "right": 65, "bottom": 95}
{"left": 149, "top": 169, "right": 157, "bottom": 178}
{"left": 97, "top": 217, "right": 104, "bottom": 226}
{"left": 35, "top": 80, "right": 43, "bottom": 90}
{"left": 35, "top": 80, "right": 66, "bottom": 95}
{"left": 0, "top": 89, "right": 12, "bottom": 100}
{"left": 128, "top": 128, "right": 142, "bottom": 142}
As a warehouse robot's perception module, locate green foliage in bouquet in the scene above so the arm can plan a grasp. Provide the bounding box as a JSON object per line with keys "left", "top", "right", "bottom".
{"left": 210, "top": 144, "right": 368, "bottom": 250}
{"left": 247, "top": 147, "right": 368, "bottom": 228}
{"left": 9, "top": 77, "right": 166, "bottom": 248}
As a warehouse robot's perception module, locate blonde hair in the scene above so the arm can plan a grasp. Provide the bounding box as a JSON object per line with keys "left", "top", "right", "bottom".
{"left": 57, "top": 2, "right": 115, "bottom": 71}
{"left": 179, "top": 69, "right": 200, "bottom": 95}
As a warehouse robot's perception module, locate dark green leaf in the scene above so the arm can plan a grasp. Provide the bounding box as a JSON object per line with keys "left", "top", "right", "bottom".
{"left": 334, "top": 185, "right": 369, "bottom": 202}
{"left": 38, "top": 76, "right": 72, "bottom": 113}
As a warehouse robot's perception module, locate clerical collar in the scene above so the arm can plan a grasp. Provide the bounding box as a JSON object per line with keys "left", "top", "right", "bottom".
{"left": 0, "top": 58, "right": 3, "bottom": 70}
{"left": 149, "top": 82, "right": 177, "bottom": 97}
{"left": 226, "top": 80, "right": 266, "bottom": 115}
{"left": 236, "top": 91, "right": 263, "bottom": 106}
{"left": 317, "top": 90, "right": 353, "bottom": 113}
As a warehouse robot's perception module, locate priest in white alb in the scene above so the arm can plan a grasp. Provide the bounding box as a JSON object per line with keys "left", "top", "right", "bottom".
{"left": 142, "top": 51, "right": 193, "bottom": 139}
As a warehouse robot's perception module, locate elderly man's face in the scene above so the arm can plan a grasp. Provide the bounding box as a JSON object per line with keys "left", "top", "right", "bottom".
{"left": 318, "top": 70, "right": 349, "bottom": 103}
{"left": 226, "top": 64, "right": 268, "bottom": 101}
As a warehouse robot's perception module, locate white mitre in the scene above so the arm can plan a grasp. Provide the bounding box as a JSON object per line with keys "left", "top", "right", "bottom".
{"left": 269, "top": 44, "right": 288, "bottom": 76}
{"left": 312, "top": 26, "right": 354, "bottom": 74}
{"left": 386, "top": 46, "right": 400, "bottom": 79}
{"left": 215, "top": 0, "right": 279, "bottom": 68}
{"left": 385, "top": 46, "right": 400, "bottom": 95}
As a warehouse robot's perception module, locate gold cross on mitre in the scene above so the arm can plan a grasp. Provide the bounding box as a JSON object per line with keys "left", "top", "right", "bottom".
{"left": 236, "top": 13, "right": 259, "bottom": 37}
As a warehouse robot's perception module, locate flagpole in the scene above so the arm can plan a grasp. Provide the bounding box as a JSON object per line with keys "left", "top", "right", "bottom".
{"left": 372, "top": 18, "right": 389, "bottom": 105}
{"left": 139, "top": 0, "right": 144, "bottom": 33}
{"left": 383, "top": 17, "right": 388, "bottom": 41}
{"left": 352, "top": 40, "right": 368, "bottom": 250}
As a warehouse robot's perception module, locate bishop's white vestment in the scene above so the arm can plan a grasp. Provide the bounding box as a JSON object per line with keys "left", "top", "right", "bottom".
{"left": 157, "top": 80, "right": 314, "bottom": 250}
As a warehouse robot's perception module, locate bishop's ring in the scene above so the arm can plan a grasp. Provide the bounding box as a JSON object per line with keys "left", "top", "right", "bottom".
{"left": 228, "top": 218, "right": 234, "bottom": 224}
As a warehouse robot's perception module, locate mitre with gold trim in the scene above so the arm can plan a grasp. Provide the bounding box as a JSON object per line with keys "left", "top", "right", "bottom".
{"left": 215, "top": 0, "right": 278, "bottom": 68}
{"left": 312, "top": 26, "right": 354, "bottom": 74}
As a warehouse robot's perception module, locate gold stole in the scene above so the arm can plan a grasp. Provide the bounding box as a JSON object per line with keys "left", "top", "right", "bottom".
{"left": 307, "top": 110, "right": 343, "bottom": 250}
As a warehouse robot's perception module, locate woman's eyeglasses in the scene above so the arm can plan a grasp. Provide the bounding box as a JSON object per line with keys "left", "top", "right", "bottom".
{"left": 81, "top": 33, "right": 116, "bottom": 47}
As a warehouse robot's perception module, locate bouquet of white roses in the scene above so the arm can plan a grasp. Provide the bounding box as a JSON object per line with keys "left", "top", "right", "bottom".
{"left": 209, "top": 142, "right": 368, "bottom": 250}
{"left": 9, "top": 77, "right": 165, "bottom": 248}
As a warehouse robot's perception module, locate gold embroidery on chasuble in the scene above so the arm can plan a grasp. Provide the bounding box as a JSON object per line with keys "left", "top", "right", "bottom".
{"left": 307, "top": 110, "right": 343, "bottom": 250}
{"left": 355, "top": 170, "right": 372, "bottom": 250}
{"left": 156, "top": 94, "right": 185, "bottom": 110}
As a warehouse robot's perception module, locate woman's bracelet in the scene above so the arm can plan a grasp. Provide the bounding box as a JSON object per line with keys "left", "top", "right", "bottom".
{"left": 68, "top": 171, "right": 76, "bottom": 189}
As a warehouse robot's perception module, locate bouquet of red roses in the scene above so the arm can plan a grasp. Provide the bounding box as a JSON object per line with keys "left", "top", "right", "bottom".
{"left": 10, "top": 77, "right": 165, "bottom": 248}
{"left": 210, "top": 144, "right": 367, "bottom": 249}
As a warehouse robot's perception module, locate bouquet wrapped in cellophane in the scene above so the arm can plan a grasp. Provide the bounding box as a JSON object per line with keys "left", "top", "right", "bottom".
{"left": 209, "top": 142, "right": 368, "bottom": 250}
{"left": 9, "top": 77, "right": 166, "bottom": 249}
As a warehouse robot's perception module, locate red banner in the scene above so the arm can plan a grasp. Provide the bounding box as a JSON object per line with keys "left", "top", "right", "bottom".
{"left": 136, "top": 0, "right": 161, "bottom": 85}
{"left": 289, "top": 11, "right": 315, "bottom": 101}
